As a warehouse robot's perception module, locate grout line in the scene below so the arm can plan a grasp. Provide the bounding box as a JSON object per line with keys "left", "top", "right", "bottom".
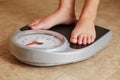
{"left": 54, "top": 72, "right": 65, "bottom": 80}
{"left": 56, "top": 69, "right": 84, "bottom": 80}
{"left": 105, "top": 69, "right": 120, "bottom": 80}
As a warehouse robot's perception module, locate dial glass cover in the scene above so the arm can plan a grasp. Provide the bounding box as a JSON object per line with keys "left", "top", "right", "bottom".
{"left": 16, "top": 33, "right": 64, "bottom": 49}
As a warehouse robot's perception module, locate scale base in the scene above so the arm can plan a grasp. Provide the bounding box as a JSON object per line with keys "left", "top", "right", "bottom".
{"left": 11, "top": 24, "right": 112, "bottom": 66}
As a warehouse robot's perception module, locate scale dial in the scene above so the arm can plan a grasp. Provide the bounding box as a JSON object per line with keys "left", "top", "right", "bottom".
{"left": 17, "top": 33, "right": 63, "bottom": 49}
{"left": 11, "top": 30, "right": 68, "bottom": 51}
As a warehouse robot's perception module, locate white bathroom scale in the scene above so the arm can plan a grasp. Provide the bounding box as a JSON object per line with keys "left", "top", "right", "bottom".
{"left": 9, "top": 24, "right": 112, "bottom": 66}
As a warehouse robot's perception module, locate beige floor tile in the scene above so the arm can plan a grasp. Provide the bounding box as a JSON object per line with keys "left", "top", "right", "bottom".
{"left": 0, "top": 54, "right": 63, "bottom": 80}
{"left": 0, "top": 0, "right": 120, "bottom": 80}
{"left": 107, "top": 70, "right": 120, "bottom": 80}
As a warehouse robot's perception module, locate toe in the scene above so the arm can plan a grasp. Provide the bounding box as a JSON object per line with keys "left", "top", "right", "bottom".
{"left": 78, "top": 34, "right": 83, "bottom": 45}
{"left": 70, "top": 34, "right": 78, "bottom": 44}
{"left": 29, "top": 19, "right": 40, "bottom": 26}
{"left": 87, "top": 35, "right": 92, "bottom": 44}
{"left": 91, "top": 35, "right": 96, "bottom": 43}
{"left": 83, "top": 34, "right": 87, "bottom": 45}
{"left": 70, "top": 37, "right": 77, "bottom": 44}
{"left": 29, "top": 22, "right": 45, "bottom": 30}
{"left": 30, "top": 25, "right": 38, "bottom": 30}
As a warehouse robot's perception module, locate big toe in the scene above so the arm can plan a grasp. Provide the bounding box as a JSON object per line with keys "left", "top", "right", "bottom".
{"left": 29, "top": 19, "right": 40, "bottom": 26}
{"left": 30, "top": 25, "right": 39, "bottom": 30}
{"left": 70, "top": 33, "right": 78, "bottom": 44}
{"left": 30, "top": 22, "right": 45, "bottom": 30}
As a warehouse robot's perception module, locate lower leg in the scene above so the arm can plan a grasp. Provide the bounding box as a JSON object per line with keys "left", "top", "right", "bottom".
{"left": 58, "top": 0, "right": 75, "bottom": 11}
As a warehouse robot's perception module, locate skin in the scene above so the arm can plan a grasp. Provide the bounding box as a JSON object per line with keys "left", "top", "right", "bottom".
{"left": 29, "top": 0, "right": 100, "bottom": 45}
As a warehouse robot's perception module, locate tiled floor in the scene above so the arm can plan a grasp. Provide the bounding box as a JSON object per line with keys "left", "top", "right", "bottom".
{"left": 0, "top": 0, "right": 120, "bottom": 80}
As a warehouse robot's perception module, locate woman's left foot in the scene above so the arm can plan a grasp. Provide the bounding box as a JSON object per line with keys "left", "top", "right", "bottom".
{"left": 70, "top": 19, "right": 96, "bottom": 45}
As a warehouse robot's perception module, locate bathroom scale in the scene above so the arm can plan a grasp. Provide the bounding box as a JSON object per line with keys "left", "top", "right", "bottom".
{"left": 9, "top": 24, "right": 112, "bottom": 66}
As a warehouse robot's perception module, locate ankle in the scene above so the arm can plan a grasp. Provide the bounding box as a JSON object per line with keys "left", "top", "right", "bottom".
{"left": 57, "top": 5, "right": 75, "bottom": 14}
{"left": 78, "top": 17, "right": 95, "bottom": 24}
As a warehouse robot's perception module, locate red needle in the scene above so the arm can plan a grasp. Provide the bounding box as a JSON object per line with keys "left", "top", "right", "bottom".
{"left": 25, "top": 41, "right": 39, "bottom": 46}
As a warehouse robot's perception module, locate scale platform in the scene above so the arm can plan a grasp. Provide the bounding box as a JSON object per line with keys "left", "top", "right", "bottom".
{"left": 9, "top": 24, "right": 112, "bottom": 66}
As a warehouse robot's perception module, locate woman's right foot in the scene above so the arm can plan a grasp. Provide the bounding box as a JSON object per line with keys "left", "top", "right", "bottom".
{"left": 29, "top": 9, "right": 76, "bottom": 30}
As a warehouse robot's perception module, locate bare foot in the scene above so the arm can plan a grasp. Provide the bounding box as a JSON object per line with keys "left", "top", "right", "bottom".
{"left": 29, "top": 9, "right": 76, "bottom": 30}
{"left": 70, "top": 19, "right": 96, "bottom": 45}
